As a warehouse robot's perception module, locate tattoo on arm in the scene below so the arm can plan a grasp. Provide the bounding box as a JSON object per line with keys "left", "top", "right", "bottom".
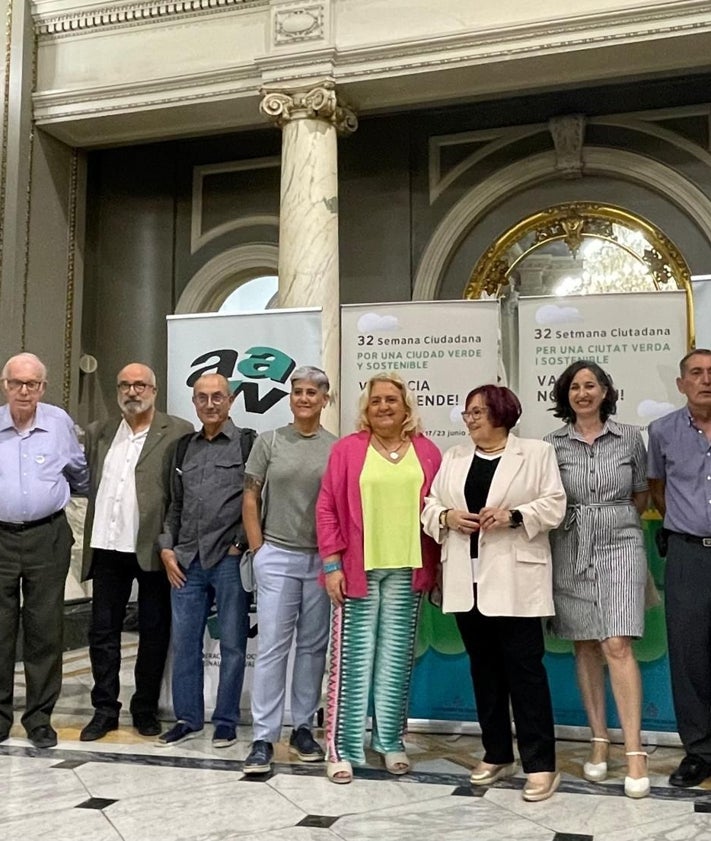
{"left": 244, "top": 474, "right": 263, "bottom": 493}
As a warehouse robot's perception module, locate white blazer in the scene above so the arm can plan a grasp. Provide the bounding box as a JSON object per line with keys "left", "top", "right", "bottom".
{"left": 422, "top": 434, "right": 566, "bottom": 617}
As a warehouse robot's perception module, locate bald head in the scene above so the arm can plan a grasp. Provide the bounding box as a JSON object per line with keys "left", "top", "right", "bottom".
{"left": 116, "top": 362, "right": 157, "bottom": 423}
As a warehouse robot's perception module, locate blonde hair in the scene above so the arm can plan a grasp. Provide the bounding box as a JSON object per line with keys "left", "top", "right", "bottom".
{"left": 356, "top": 372, "right": 423, "bottom": 437}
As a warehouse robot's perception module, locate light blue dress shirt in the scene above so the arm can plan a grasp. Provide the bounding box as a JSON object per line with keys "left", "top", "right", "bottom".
{"left": 0, "top": 402, "right": 89, "bottom": 523}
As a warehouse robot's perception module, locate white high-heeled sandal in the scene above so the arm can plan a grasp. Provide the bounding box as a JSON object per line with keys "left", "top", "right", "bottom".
{"left": 583, "top": 737, "right": 609, "bottom": 782}
{"left": 624, "top": 751, "right": 650, "bottom": 799}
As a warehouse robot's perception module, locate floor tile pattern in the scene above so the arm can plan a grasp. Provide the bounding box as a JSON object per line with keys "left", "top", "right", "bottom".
{"left": 2, "top": 639, "right": 710, "bottom": 840}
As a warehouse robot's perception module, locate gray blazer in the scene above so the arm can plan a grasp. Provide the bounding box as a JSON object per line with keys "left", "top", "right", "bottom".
{"left": 81, "top": 410, "right": 193, "bottom": 579}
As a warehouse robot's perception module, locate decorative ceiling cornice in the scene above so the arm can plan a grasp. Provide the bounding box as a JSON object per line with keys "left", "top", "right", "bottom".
{"left": 33, "top": 0, "right": 268, "bottom": 37}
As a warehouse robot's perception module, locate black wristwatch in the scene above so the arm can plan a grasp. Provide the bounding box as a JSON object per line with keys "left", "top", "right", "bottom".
{"left": 509, "top": 509, "right": 523, "bottom": 529}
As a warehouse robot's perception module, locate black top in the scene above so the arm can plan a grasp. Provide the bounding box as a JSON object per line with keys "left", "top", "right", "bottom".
{"left": 463, "top": 454, "right": 501, "bottom": 558}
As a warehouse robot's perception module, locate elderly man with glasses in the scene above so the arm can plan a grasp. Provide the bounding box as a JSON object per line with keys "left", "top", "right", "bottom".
{"left": 0, "top": 352, "right": 89, "bottom": 748}
{"left": 79, "top": 363, "right": 192, "bottom": 742}
{"left": 156, "top": 373, "right": 254, "bottom": 748}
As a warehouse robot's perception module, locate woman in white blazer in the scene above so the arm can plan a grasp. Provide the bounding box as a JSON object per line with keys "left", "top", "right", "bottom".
{"left": 422, "top": 385, "right": 566, "bottom": 802}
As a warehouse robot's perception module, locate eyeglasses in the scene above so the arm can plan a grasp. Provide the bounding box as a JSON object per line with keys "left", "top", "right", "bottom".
{"left": 4, "top": 379, "right": 44, "bottom": 393}
{"left": 193, "top": 393, "right": 229, "bottom": 407}
{"left": 117, "top": 381, "right": 153, "bottom": 394}
{"left": 461, "top": 407, "right": 488, "bottom": 420}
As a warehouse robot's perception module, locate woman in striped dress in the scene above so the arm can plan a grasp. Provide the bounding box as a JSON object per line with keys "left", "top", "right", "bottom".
{"left": 316, "top": 373, "right": 441, "bottom": 784}
{"left": 544, "top": 360, "right": 650, "bottom": 799}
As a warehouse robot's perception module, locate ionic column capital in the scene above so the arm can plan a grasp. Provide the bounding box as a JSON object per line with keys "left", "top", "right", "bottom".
{"left": 260, "top": 80, "right": 358, "bottom": 135}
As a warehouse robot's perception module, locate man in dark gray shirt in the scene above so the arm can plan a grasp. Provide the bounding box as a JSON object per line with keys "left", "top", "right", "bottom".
{"left": 156, "top": 373, "right": 251, "bottom": 748}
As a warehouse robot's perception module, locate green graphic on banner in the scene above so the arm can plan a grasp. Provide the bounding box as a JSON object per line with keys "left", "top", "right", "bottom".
{"left": 410, "top": 513, "right": 675, "bottom": 731}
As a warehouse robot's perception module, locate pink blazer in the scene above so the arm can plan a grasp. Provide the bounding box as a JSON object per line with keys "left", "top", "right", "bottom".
{"left": 316, "top": 430, "right": 442, "bottom": 598}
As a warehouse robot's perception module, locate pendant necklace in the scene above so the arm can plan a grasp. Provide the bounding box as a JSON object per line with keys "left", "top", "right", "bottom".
{"left": 373, "top": 433, "right": 406, "bottom": 460}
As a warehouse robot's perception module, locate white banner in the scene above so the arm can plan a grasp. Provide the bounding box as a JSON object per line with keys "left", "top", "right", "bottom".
{"left": 163, "top": 308, "right": 322, "bottom": 716}
{"left": 166, "top": 308, "right": 322, "bottom": 429}
{"left": 340, "top": 301, "right": 500, "bottom": 448}
{"left": 692, "top": 278, "right": 711, "bottom": 349}
{"left": 517, "top": 291, "right": 688, "bottom": 438}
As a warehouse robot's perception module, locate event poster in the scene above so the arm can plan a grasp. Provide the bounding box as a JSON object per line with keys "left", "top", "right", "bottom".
{"left": 166, "top": 308, "right": 322, "bottom": 431}
{"left": 517, "top": 291, "right": 688, "bottom": 438}
{"left": 340, "top": 300, "right": 500, "bottom": 442}
{"left": 163, "top": 309, "right": 321, "bottom": 717}
{"left": 516, "top": 290, "right": 688, "bottom": 734}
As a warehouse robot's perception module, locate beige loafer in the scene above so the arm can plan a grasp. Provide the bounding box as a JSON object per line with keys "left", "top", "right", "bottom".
{"left": 522, "top": 771, "right": 561, "bottom": 802}
{"left": 469, "top": 761, "right": 517, "bottom": 786}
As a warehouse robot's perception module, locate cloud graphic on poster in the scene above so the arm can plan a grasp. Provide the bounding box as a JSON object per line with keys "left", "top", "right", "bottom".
{"left": 535, "top": 304, "right": 583, "bottom": 325}
{"left": 357, "top": 313, "right": 399, "bottom": 332}
{"left": 450, "top": 406, "right": 464, "bottom": 424}
{"left": 637, "top": 399, "right": 676, "bottom": 420}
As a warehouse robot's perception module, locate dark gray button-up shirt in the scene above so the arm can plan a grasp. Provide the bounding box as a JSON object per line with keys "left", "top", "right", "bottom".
{"left": 158, "top": 418, "right": 247, "bottom": 570}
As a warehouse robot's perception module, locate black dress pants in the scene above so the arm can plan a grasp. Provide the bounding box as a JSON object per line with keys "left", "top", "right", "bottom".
{"left": 0, "top": 513, "right": 73, "bottom": 733}
{"left": 455, "top": 601, "right": 556, "bottom": 773}
{"left": 88, "top": 549, "right": 171, "bottom": 717}
{"left": 665, "top": 534, "right": 711, "bottom": 760}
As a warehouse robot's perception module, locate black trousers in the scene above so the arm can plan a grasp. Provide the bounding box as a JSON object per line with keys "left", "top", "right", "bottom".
{"left": 0, "top": 513, "right": 73, "bottom": 733}
{"left": 88, "top": 549, "right": 171, "bottom": 717}
{"left": 455, "top": 602, "right": 556, "bottom": 773}
{"left": 665, "top": 534, "right": 711, "bottom": 760}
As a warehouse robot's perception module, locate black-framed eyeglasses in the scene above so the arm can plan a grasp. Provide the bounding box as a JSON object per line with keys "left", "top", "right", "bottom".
{"left": 117, "top": 381, "right": 153, "bottom": 394}
{"left": 4, "top": 379, "right": 44, "bottom": 393}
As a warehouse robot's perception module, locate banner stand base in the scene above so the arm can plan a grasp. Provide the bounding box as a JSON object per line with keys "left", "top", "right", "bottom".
{"left": 406, "top": 719, "right": 682, "bottom": 748}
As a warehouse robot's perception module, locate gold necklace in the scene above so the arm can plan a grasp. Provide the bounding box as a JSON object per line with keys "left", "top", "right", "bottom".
{"left": 372, "top": 433, "right": 407, "bottom": 461}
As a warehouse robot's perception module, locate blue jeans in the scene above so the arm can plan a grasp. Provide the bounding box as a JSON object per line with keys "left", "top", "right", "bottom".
{"left": 170, "top": 554, "right": 250, "bottom": 729}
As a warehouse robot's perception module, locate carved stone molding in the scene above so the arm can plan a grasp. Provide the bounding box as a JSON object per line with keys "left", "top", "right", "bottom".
{"left": 260, "top": 81, "right": 357, "bottom": 135}
{"left": 549, "top": 114, "right": 586, "bottom": 179}
{"left": 34, "top": 0, "right": 267, "bottom": 37}
{"left": 273, "top": 2, "right": 325, "bottom": 47}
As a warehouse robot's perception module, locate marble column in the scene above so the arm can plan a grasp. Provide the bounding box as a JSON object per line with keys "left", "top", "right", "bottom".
{"left": 260, "top": 81, "right": 357, "bottom": 433}
{"left": 0, "top": 0, "right": 34, "bottom": 357}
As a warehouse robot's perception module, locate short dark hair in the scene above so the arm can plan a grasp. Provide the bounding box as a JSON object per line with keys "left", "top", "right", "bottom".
{"left": 679, "top": 348, "right": 711, "bottom": 376}
{"left": 465, "top": 384, "right": 522, "bottom": 431}
{"left": 551, "top": 360, "right": 618, "bottom": 423}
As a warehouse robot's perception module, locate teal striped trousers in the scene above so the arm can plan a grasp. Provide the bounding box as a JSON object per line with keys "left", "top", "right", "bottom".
{"left": 325, "top": 567, "right": 421, "bottom": 764}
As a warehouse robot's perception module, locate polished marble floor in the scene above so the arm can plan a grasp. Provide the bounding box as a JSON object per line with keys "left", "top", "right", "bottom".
{"left": 2, "top": 638, "right": 711, "bottom": 841}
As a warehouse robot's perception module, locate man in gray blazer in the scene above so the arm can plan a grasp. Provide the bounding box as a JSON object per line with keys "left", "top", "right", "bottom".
{"left": 80, "top": 363, "right": 192, "bottom": 740}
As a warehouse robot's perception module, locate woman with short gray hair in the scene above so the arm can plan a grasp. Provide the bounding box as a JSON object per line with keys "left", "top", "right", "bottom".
{"left": 242, "top": 366, "right": 336, "bottom": 774}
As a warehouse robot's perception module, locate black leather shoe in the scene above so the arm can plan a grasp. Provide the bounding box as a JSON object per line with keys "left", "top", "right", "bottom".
{"left": 132, "top": 712, "right": 161, "bottom": 737}
{"left": 243, "top": 740, "right": 274, "bottom": 774}
{"left": 28, "top": 724, "right": 57, "bottom": 748}
{"left": 80, "top": 713, "right": 119, "bottom": 742}
{"left": 0, "top": 729, "right": 9, "bottom": 743}
{"left": 669, "top": 754, "right": 711, "bottom": 787}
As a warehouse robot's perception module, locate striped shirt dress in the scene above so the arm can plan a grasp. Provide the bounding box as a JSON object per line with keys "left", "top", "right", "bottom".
{"left": 544, "top": 420, "right": 648, "bottom": 640}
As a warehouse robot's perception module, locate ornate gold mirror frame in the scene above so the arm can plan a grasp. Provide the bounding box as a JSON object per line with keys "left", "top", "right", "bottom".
{"left": 463, "top": 202, "right": 695, "bottom": 348}
{"left": 462, "top": 202, "right": 695, "bottom": 389}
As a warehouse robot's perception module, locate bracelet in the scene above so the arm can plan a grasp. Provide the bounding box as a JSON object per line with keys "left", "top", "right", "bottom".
{"left": 323, "top": 561, "right": 342, "bottom": 574}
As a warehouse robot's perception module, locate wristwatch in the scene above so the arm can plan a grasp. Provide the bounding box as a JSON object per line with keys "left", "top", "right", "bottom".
{"left": 439, "top": 509, "right": 451, "bottom": 529}
{"left": 509, "top": 510, "right": 523, "bottom": 529}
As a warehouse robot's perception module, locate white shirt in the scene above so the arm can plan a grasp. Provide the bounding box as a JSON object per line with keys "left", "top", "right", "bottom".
{"left": 90, "top": 419, "right": 148, "bottom": 553}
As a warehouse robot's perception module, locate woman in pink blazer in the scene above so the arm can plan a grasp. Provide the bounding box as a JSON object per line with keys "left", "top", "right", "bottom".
{"left": 422, "top": 384, "right": 565, "bottom": 802}
{"left": 316, "top": 373, "right": 441, "bottom": 784}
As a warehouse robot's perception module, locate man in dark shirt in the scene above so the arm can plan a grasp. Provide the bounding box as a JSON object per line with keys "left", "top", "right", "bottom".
{"left": 156, "top": 373, "right": 250, "bottom": 748}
